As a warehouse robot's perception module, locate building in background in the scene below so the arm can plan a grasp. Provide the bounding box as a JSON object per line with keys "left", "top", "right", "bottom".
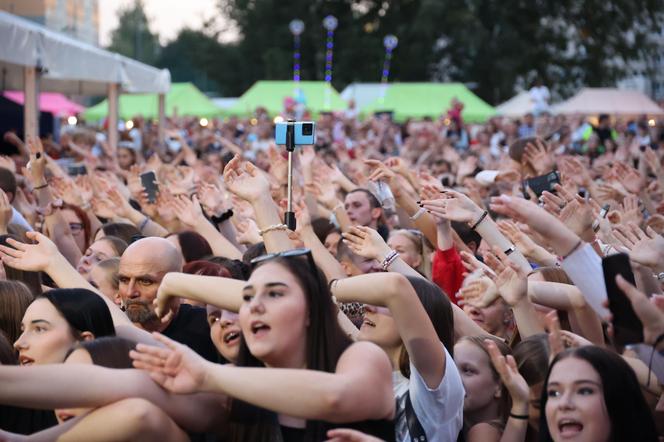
{"left": 0, "top": 0, "right": 99, "bottom": 46}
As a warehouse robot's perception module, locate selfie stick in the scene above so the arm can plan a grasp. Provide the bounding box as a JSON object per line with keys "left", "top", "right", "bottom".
{"left": 284, "top": 120, "right": 297, "bottom": 231}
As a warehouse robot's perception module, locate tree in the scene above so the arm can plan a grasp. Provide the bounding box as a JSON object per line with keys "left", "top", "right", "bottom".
{"left": 217, "top": 0, "right": 663, "bottom": 104}
{"left": 431, "top": 0, "right": 664, "bottom": 103}
{"left": 107, "top": 0, "right": 161, "bottom": 66}
{"left": 157, "top": 27, "right": 243, "bottom": 96}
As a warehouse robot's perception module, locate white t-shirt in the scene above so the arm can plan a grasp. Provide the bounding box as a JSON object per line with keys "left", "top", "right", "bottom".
{"left": 529, "top": 86, "right": 550, "bottom": 113}
{"left": 393, "top": 346, "right": 464, "bottom": 442}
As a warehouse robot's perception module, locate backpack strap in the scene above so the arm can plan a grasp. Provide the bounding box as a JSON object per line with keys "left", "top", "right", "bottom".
{"left": 405, "top": 392, "right": 427, "bottom": 441}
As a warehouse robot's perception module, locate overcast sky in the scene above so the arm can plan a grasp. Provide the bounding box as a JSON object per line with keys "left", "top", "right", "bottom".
{"left": 98, "top": 0, "right": 225, "bottom": 46}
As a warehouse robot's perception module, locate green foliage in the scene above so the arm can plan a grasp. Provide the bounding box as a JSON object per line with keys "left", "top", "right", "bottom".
{"left": 107, "top": 0, "right": 161, "bottom": 66}
{"left": 107, "top": 0, "right": 664, "bottom": 103}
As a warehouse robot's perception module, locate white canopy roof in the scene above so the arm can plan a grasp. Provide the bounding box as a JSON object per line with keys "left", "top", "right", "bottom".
{"left": 340, "top": 83, "right": 388, "bottom": 109}
{"left": 496, "top": 91, "right": 535, "bottom": 117}
{"left": 553, "top": 87, "right": 664, "bottom": 116}
{"left": 0, "top": 11, "right": 170, "bottom": 95}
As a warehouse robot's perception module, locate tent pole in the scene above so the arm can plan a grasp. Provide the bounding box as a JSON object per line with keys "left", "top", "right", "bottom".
{"left": 108, "top": 83, "right": 119, "bottom": 154}
{"left": 158, "top": 93, "right": 165, "bottom": 148}
{"left": 23, "top": 66, "right": 38, "bottom": 143}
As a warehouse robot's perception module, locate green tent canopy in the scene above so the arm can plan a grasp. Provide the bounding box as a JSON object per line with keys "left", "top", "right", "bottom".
{"left": 360, "top": 83, "right": 496, "bottom": 123}
{"left": 83, "top": 82, "right": 221, "bottom": 121}
{"left": 225, "top": 81, "right": 346, "bottom": 117}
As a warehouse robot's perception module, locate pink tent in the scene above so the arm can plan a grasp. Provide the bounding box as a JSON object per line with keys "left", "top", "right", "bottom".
{"left": 2, "top": 91, "right": 84, "bottom": 117}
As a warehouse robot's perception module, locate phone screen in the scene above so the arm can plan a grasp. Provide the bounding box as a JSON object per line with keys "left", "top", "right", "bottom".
{"left": 522, "top": 171, "right": 560, "bottom": 199}
{"left": 140, "top": 171, "right": 159, "bottom": 204}
{"left": 602, "top": 253, "right": 643, "bottom": 347}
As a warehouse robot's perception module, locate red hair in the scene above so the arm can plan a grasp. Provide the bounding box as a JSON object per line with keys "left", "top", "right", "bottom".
{"left": 182, "top": 260, "right": 231, "bottom": 278}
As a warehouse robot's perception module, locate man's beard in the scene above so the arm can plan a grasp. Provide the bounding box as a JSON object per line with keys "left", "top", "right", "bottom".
{"left": 124, "top": 299, "right": 159, "bottom": 328}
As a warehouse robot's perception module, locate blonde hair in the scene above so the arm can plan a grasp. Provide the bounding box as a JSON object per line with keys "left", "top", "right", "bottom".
{"left": 389, "top": 229, "right": 433, "bottom": 279}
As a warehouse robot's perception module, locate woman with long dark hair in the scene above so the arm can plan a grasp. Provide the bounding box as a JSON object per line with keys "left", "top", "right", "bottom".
{"left": 540, "top": 346, "right": 657, "bottom": 442}
{"left": 132, "top": 250, "right": 395, "bottom": 441}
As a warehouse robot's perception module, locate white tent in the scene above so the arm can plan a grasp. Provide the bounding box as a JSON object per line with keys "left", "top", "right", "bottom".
{"left": 496, "top": 91, "right": 535, "bottom": 117}
{"left": 0, "top": 11, "right": 170, "bottom": 95}
{"left": 553, "top": 88, "right": 664, "bottom": 116}
{"left": 0, "top": 11, "right": 170, "bottom": 145}
{"left": 340, "top": 83, "right": 388, "bottom": 109}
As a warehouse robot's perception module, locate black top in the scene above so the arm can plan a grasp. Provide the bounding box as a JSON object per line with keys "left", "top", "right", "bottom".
{"left": 280, "top": 419, "right": 395, "bottom": 442}
{"left": 0, "top": 406, "right": 57, "bottom": 435}
{"left": 162, "top": 303, "right": 218, "bottom": 362}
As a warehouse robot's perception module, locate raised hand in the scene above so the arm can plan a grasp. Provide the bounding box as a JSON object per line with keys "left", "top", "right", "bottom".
{"left": 523, "top": 139, "right": 554, "bottom": 175}
{"left": 614, "top": 162, "right": 646, "bottom": 195}
{"left": 267, "top": 146, "right": 288, "bottom": 185}
{"left": 484, "top": 339, "right": 529, "bottom": 410}
{"left": 127, "top": 165, "right": 145, "bottom": 199}
{"left": 197, "top": 182, "right": 228, "bottom": 218}
{"left": 613, "top": 223, "right": 663, "bottom": 269}
{"left": 559, "top": 156, "right": 591, "bottom": 188}
{"left": 223, "top": 155, "right": 271, "bottom": 204}
{"left": 341, "top": 226, "right": 390, "bottom": 261}
{"left": 558, "top": 195, "right": 594, "bottom": 241}
{"left": 0, "top": 231, "right": 58, "bottom": 272}
{"left": 235, "top": 218, "right": 261, "bottom": 245}
{"left": 620, "top": 195, "right": 644, "bottom": 226}
{"left": 458, "top": 276, "right": 499, "bottom": 308}
{"left": 130, "top": 332, "right": 209, "bottom": 394}
{"left": 492, "top": 246, "right": 528, "bottom": 306}
{"left": 26, "top": 137, "right": 47, "bottom": 185}
{"left": 459, "top": 250, "right": 495, "bottom": 277}
{"left": 421, "top": 190, "right": 483, "bottom": 224}
{"left": 497, "top": 221, "right": 533, "bottom": 256}
{"left": 170, "top": 194, "right": 205, "bottom": 228}
{"left": 644, "top": 146, "right": 662, "bottom": 176}
{"left": 364, "top": 159, "right": 397, "bottom": 187}
{"left": 615, "top": 275, "right": 664, "bottom": 345}
{"left": 384, "top": 156, "right": 410, "bottom": 178}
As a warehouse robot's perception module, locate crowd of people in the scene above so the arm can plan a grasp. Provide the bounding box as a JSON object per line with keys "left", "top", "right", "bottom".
{"left": 0, "top": 101, "right": 662, "bottom": 442}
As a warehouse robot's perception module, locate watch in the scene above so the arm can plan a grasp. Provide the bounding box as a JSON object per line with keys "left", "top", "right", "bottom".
{"left": 36, "top": 198, "right": 64, "bottom": 217}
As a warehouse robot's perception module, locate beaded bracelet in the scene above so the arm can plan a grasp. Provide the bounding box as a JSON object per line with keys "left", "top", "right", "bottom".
{"left": 259, "top": 223, "right": 288, "bottom": 236}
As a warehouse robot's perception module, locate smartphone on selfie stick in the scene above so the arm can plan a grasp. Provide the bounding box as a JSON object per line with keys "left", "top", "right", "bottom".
{"left": 274, "top": 120, "right": 316, "bottom": 231}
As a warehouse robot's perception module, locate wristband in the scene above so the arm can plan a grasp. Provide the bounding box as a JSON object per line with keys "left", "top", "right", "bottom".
{"left": 504, "top": 246, "right": 516, "bottom": 256}
{"left": 509, "top": 412, "right": 529, "bottom": 420}
{"left": 211, "top": 209, "right": 234, "bottom": 224}
{"left": 470, "top": 210, "right": 488, "bottom": 230}
{"left": 381, "top": 250, "right": 399, "bottom": 271}
{"left": 409, "top": 207, "right": 426, "bottom": 221}
{"left": 561, "top": 239, "right": 583, "bottom": 260}
{"left": 138, "top": 216, "right": 150, "bottom": 232}
{"left": 33, "top": 182, "right": 48, "bottom": 190}
{"left": 259, "top": 223, "right": 288, "bottom": 236}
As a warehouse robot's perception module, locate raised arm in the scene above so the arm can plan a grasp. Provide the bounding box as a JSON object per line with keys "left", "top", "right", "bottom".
{"left": 223, "top": 155, "right": 293, "bottom": 253}
{"left": 155, "top": 272, "right": 245, "bottom": 318}
{"left": 0, "top": 364, "right": 226, "bottom": 434}
{"left": 331, "top": 272, "right": 446, "bottom": 388}
{"left": 0, "top": 232, "right": 159, "bottom": 346}
{"left": 131, "top": 333, "right": 394, "bottom": 423}
{"left": 169, "top": 195, "right": 242, "bottom": 259}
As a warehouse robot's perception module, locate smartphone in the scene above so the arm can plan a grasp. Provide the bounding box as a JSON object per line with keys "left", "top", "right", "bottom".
{"left": 140, "top": 171, "right": 159, "bottom": 204}
{"left": 274, "top": 122, "right": 316, "bottom": 146}
{"left": 68, "top": 164, "right": 87, "bottom": 177}
{"left": 602, "top": 253, "right": 643, "bottom": 347}
{"left": 522, "top": 171, "right": 560, "bottom": 199}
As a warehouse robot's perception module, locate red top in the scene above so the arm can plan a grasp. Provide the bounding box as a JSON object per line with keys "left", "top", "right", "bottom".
{"left": 432, "top": 247, "right": 465, "bottom": 305}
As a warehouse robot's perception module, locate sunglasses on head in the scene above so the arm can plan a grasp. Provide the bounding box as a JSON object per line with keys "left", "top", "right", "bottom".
{"left": 250, "top": 247, "right": 314, "bottom": 268}
{"left": 250, "top": 247, "right": 322, "bottom": 293}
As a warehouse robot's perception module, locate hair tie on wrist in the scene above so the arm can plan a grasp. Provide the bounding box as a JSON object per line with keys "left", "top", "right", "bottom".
{"left": 509, "top": 412, "right": 529, "bottom": 420}
{"left": 470, "top": 210, "right": 488, "bottom": 230}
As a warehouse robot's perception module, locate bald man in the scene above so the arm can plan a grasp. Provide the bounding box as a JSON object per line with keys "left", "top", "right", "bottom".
{"left": 117, "top": 237, "right": 217, "bottom": 361}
